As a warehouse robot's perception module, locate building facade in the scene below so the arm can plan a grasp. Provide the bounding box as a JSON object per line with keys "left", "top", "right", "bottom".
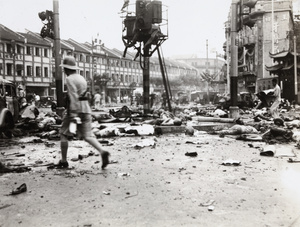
{"left": 0, "top": 23, "right": 198, "bottom": 104}
{"left": 225, "top": 0, "right": 300, "bottom": 102}
{"left": 174, "top": 54, "right": 227, "bottom": 94}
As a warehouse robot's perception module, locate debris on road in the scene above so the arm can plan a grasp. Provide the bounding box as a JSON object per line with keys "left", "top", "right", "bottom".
{"left": 185, "top": 126, "right": 195, "bottom": 136}
{"left": 102, "top": 191, "right": 111, "bottom": 195}
{"left": 218, "top": 125, "right": 258, "bottom": 136}
{"left": 288, "top": 158, "right": 300, "bottom": 163}
{"left": 0, "top": 162, "right": 31, "bottom": 173}
{"left": 207, "top": 205, "right": 215, "bottom": 211}
{"left": 274, "top": 146, "right": 295, "bottom": 157}
{"left": 260, "top": 145, "right": 275, "bottom": 156}
{"left": 185, "top": 152, "right": 198, "bottom": 157}
{"left": 118, "top": 172, "right": 130, "bottom": 177}
{"left": 260, "top": 144, "right": 295, "bottom": 157}
{"left": 221, "top": 159, "right": 241, "bottom": 166}
{"left": 200, "top": 199, "right": 215, "bottom": 207}
{"left": 133, "top": 138, "right": 156, "bottom": 148}
{"left": 0, "top": 204, "right": 14, "bottom": 210}
{"left": 9, "top": 183, "right": 27, "bottom": 195}
{"left": 236, "top": 134, "right": 263, "bottom": 141}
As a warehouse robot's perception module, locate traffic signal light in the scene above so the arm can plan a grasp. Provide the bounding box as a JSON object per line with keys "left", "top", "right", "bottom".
{"left": 38, "top": 10, "right": 54, "bottom": 39}
{"left": 122, "top": 0, "right": 164, "bottom": 55}
{"left": 236, "top": 1, "right": 242, "bottom": 32}
{"left": 135, "top": 0, "right": 162, "bottom": 32}
{"left": 135, "top": 0, "right": 153, "bottom": 32}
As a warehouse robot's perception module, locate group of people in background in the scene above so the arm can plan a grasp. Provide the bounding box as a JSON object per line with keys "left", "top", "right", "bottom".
{"left": 16, "top": 77, "right": 283, "bottom": 121}
{"left": 17, "top": 87, "right": 41, "bottom": 108}
{"left": 14, "top": 55, "right": 285, "bottom": 172}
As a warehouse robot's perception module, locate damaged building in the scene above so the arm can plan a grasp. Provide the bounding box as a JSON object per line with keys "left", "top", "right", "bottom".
{"left": 224, "top": 0, "right": 300, "bottom": 103}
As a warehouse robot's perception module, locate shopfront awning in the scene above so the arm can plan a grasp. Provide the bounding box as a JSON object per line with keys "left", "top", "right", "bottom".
{"left": 269, "top": 51, "right": 290, "bottom": 59}
{"left": 282, "top": 62, "right": 300, "bottom": 70}
{"left": 265, "top": 64, "right": 284, "bottom": 72}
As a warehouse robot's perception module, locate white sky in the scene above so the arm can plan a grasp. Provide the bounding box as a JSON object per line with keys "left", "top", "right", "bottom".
{"left": 0, "top": 0, "right": 232, "bottom": 58}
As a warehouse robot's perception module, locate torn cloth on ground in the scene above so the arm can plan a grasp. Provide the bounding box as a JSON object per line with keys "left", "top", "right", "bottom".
{"left": 124, "top": 124, "right": 154, "bottom": 136}
{"left": 133, "top": 139, "right": 156, "bottom": 148}
{"left": 236, "top": 134, "right": 263, "bottom": 141}
{"left": 260, "top": 144, "right": 295, "bottom": 157}
{"left": 220, "top": 125, "right": 258, "bottom": 135}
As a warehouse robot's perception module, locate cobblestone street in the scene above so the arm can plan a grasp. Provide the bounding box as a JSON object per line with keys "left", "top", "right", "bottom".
{"left": 1, "top": 131, "right": 300, "bottom": 227}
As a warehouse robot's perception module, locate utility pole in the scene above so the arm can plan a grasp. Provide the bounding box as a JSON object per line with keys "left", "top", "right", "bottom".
{"left": 225, "top": 21, "right": 231, "bottom": 93}
{"left": 229, "top": 0, "right": 239, "bottom": 118}
{"left": 206, "top": 39, "right": 209, "bottom": 73}
{"left": 53, "top": 0, "right": 64, "bottom": 116}
{"left": 91, "top": 39, "right": 95, "bottom": 95}
{"left": 121, "top": 0, "right": 166, "bottom": 114}
{"left": 206, "top": 39, "right": 209, "bottom": 103}
{"left": 271, "top": 0, "right": 274, "bottom": 54}
{"left": 294, "top": 36, "right": 298, "bottom": 103}
{"left": 143, "top": 44, "right": 151, "bottom": 114}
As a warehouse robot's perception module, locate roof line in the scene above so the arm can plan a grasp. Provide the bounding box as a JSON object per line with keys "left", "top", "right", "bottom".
{"left": 61, "top": 40, "right": 75, "bottom": 51}
{"left": 24, "top": 29, "right": 53, "bottom": 46}
{"left": 67, "top": 38, "right": 92, "bottom": 54}
{"left": 0, "top": 23, "right": 26, "bottom": 42}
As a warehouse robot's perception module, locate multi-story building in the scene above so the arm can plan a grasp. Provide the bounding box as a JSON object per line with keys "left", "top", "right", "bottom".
{"left": 0, "top": 25, "right": 27, "bottom": 88}
{"left": 0, "top": 23, "right": 197, "bottom": 103}
{"left": 225, "top": 0, "right": 300, "bottom": 102}
{"left": 19, "top": 30, "right": 53, "bottom": 96}
{"left": 174, "top": 54, "right": 227, "bottom": 94}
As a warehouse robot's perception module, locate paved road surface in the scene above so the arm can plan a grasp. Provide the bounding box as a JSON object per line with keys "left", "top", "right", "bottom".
{"left": 1, "top": 131, "right": 300, "bottom": 227}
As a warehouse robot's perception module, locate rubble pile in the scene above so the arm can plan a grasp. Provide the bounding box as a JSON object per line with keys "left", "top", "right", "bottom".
{"left": 4, "top": 103, "right": 300, "bottom": 143}
{"left": 1, "top": 101, "right": 300, "bottom": 176}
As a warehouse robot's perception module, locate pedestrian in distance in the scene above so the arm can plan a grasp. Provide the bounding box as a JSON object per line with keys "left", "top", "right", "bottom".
{"left": 17, "top": 85, "right": 27, "bottom": 108}
{"left": 269, "top": 78, "right": 281, "bottom": 119}
{"left": 57, "top": 56, "right": 110, "bottom": 169}
{"left": 35, "top": 94, "right": 40, "bottom": 107}
{"left": 94, "top": 90, "right": 101, "bottom": 110}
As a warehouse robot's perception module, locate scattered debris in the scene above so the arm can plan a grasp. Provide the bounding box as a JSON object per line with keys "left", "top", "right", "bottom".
{"left": 248, "top": 142, "right": 264, "bottom": 149}
{"left": 118, "top": 172, "right": 130, "bottom": 177}
{"left": 274, "top": 146, "right": 295, "bottom": 157}
{"left": 133, "top": 139, "right": 156, "bottom": 148}
{"left": 260, "top": 145, "right": 295, "bottom": 157}
{"left": 109, "top": 160, "right": 118, "bottom": 164}
{"left": 260, "top": 145, "right": 275, "bottom": 156}
{"left": 185, "top": 126, "right": 195, "bottom": 136}
{"left": 208, "top": 205, "right": 215, "bottom": 211}
{"left": 221, "top": 159, "right": 241, "bottom": 166}
{"left": 185, "top": 152, "right": 198, "bottom": 157}
{"left": 102, "top": 191, "right": 111, "bottom": 195}
{"left": 0, "top": 162, "right": 31, "bottom": 173}
{"left": 9, "top": 183, "right": 27, "bottom": 195}
{"left": 200, "top": 199, "right": 215, "bottom": 207}
{"left": 219, "top": 125, "right": 258, "bottom": 136}
{"left": 236, "top": 134, "right": 263, "bottom": 141}
{"left": 0, "top": 204, "right": 14, "bottom": 210}
{"left": 288, "top": 158, "right": 300, "bottom": 163}
{"left": 185, "top": 140, "right": 209, "bottom": 145}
